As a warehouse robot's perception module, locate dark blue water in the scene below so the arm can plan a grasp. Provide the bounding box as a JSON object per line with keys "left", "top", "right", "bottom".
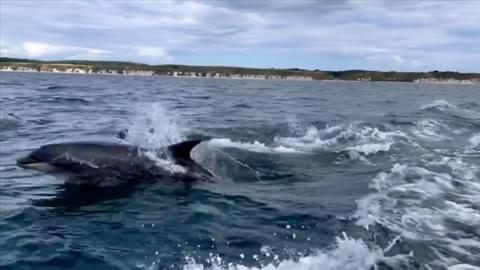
{"left": 1, "top": 72, "right": 479, "bottom": 270}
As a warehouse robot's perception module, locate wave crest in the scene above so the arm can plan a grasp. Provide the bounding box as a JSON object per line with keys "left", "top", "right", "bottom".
{"left": 209, "top": 138, "right": 301, "bottom": 153}
{"left": 210, "top": 123, "right": 408, "bottom": 162}
{"left": 470, "top": 133, "right": 480, "bottom": 147}
{"left": 421, "top": 100, "right": 480, "bottom": 121}
{"left": 411, "top": 119, "right": 452, "bottom": 141}
{"left": 180, "top": 232, "right": 405, "bottom": 270}
{"left": 421, "top": 100, "right": 457, "bottom": 111}
{"left": 354, "top": 158, "right": 480, "bottom": 267}
{"left": 275, "top": 123, "right": 407, "bottom": 160}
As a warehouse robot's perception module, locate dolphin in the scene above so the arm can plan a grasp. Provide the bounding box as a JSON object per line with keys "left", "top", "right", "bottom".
{"left": 17, "top": 140, "right": 215, "bottom": 187}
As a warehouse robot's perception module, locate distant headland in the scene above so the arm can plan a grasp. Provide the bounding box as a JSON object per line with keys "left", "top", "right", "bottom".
{"left": 1, "top": 57, "right": 479, "bottom": 84}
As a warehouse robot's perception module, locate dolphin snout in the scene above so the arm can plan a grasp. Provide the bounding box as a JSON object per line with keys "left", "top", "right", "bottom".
{"left": 17, "top": 156, "right": 38, "bottom": 167}
{"left": 17, "top": 155, "right": 57, "bottom": 172}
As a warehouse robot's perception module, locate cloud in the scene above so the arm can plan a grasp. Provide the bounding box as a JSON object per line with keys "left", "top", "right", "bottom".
{"left": 0, "top": 0, "right": 478, "bottom": 71}
{"left": 133, "top": 47, "right": 173, "bottom": 62}
{"left": 0, "top": 41, "right": 112, "bottom": 60}
{"left": 21, "top": 42, "right": 110, "bottom": 58}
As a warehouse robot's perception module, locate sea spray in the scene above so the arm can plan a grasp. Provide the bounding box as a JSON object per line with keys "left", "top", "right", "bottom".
{"left": 354, "top": 159, "right": 480, "bottom": 266}
{"left": 125, "top": 103, "right": 187, "bottom": 173}
{"left": 179, "top": 232, "right": 413, "bottom": 270}
{"left": 126, "top": 103, "right": 185, "bottom": 150}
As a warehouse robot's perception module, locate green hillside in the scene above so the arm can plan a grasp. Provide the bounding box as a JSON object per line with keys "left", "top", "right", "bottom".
{"left": 1, "top": 57, "right": 478, "bottom": 82}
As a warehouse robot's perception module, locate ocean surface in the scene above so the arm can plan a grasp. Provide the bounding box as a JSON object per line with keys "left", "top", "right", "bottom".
{"left": 1, "top": 72, "right": 479, "bottom": 270}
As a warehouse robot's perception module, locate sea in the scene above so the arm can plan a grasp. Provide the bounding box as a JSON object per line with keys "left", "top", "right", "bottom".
{"left": 1, "top": 72, "right": 479, "bottom": 270}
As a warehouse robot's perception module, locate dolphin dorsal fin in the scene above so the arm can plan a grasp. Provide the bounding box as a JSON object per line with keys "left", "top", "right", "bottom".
{"left": 168, "top": 140, "right": 202, "bottom": 162}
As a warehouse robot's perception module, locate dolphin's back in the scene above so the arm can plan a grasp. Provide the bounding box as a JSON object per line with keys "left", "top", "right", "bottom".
{"left": 59, "top": 142, "right": 138, "bottom": 162}
{"left": 35, "top": 142, "right": 139, "bottom": 166}
{"left": 18, "top": 140, "right": 213, "bottom": 187}
{"left": 30, "top": 142, "right": 156, "bottom": 186}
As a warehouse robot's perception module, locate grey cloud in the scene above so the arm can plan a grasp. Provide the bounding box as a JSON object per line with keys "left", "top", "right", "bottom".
{"left": 207, "top": 0, "right": 352, "bottom": 15}
{"left": 0, "top": 0, "right": 478, "bottom": 71}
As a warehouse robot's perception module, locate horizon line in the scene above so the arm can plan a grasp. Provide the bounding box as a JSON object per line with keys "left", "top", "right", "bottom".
{"left": 1, "top": 56, "right": 479, "bottom": 74}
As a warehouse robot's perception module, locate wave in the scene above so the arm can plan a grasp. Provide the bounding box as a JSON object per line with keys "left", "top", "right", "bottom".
{"left": 354, "top": 158, "right": 480, "bottom": 268}
{"left": 411, "top": 119, "right": 452, "bottom": 141}
{"left": 191, "top": 142, "right": 261, "bottom": 182}
{"left": 421, "top": 99, "right": 457, "bottom": 111}
{"left": 344, "top": 142, "right": 392, "bottom": 160}
{"left": 45, "top": 85, "right": 66, "bottom": 90}
{"left": 234, "top": 103, "right": 253, "bottom": 108}
{"left": 0, "top": 81, "right": 24, "bottom": 86}
{"left": 0, "top": 117, "right": 22, "bottom": 131}
{"left": 185, "top": 95, "right": 211, "bottom": 100}
{"left": 180, "top": 232, "right": 413, "bottom": 270}
{"left": 421, "top": 99, "right": 480, "bottom": 121}
{"left": 209, "top": 138, "right": 301, "bottom": 154}
{"left": 470, "top": 133, "right": 480, "bottom": 147}
{"left": 417, "top": 100, "right": 480, "bottom": 144}
{"left": 277, "top": 124, "right": 406, "bottom": 148}
{"left": 273, "top": 125, "right": 341, "bottom": 150}
{"left": 41, "top": 97, "right": 91, "bottom": 104}
{"left": 209, "top": 123, "right": 409, "bottom": 162}
{"left": 458, "top": 102, "right": 479, "bottom": 109}
{"left": 275, "top": 123, "right": 409, "bottom": 160}
{"left": 55, "top": 97, "right": 90, "bottom": 104}
{"left": 144, "top": 151, "right": 187, "bottom": 174}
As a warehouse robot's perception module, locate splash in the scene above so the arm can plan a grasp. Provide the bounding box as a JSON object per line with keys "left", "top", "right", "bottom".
{"left": 210, "top": 123, "right": 408, "bottom": 162}
{"left": 125, "top": 103, "right": 187, "bottom": 173}
{"left": 191, "top": 142, "right": 261, "bottom": 182}
{"left": 470, "top": 133, "right": 480, "bottom": 147}
{"left": 421, "top": 100, "right": 480, "bottom": 119}
{"left": 125, "top": 103, "right": 185, "bottom": 150}
{"left": 345, "top": 142, "right": 392, "bottom": 159}
{"left": 411, "top": 119, "right": 452, "bottom": 141}
{"left": 181, "top": 233, "right": 399, "bottom": 270}
{"left": 209, "top": 138, "right": 301, "bottom": 154}
{"left": 354, "top": 158, "right": 480, "bottom": 267}
{"left": 274, "top": 126, "right": 338, "bottom": 149}
{"left": 421, "top": 100, "right": 456, "bottom": 110}
{"left": 274, "top": 123, "right": 408, "bottom": 160}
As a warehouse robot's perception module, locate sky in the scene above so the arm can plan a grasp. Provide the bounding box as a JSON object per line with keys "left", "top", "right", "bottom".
{"left": 1, "top": 0, "right": 479, "bottom": 72}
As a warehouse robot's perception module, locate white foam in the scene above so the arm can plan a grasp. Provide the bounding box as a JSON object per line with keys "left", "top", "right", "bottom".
{"left": 421, "top": 100, "right": 480, "bottom": 119}
{"left": 144, "top": 151, "right": 187, "bottom": 174}
{"left": 421, "top": 100, "right": 456, "bottom": 110}
{"left": 191, "top": 143, "right": 261, "bottom": 182}
{"left": 354, "top": 158, "right": 480, "bottom": 267}
{"left": 211, "top": 123, "right": 408, "bottom": 159}
{"left": 125, "top": 103, "right": 187, "bottom": 173}
{"left": 412, "top": 119, "right": 451, "bottom": 141}
{"left": 346, "top": 142, "right": 392, "bottom": 157}
{"left": 209, "top": 138, "right": 301, "bottom": 154}
{"left": 274, "top": 126, "right": 335, "bottom": 149}
{"left": 448, "top": 264, "right": 480, "bottom": 270}
{"left": 470, "top": 133, "right": 480, "bottom": 147}
{"left": 126, "top": 103, "right": 185, "bottom": 149}
{"left": 181, "top": 233, "right": 396, "bottom": 270}
{"left": 274, "top": 124, "right": 407, "bottom": 162}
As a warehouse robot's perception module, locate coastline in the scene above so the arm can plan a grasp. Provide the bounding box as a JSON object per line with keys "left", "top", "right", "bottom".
{"left": 1, "top": 58, "right": 479, "bottom": 85}
{"left": 0, "top": 66, "right": 316, "bottom": 81}
{"left": 1, "top": 68, "right": 479, "bottom": 85}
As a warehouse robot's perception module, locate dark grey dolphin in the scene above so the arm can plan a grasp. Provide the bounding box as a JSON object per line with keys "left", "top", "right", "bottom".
{"left": 17, "top": 140, "right": 215, "bottom": 187}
